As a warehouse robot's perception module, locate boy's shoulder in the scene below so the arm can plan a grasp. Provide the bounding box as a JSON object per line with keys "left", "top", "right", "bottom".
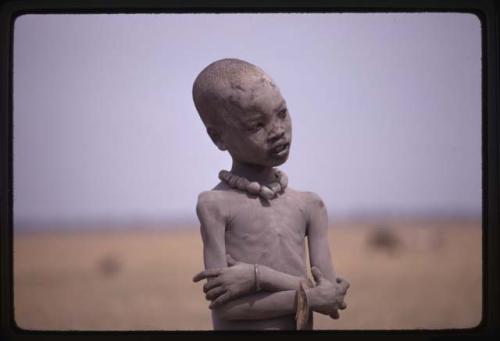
{"left": 197, "top": 182, "right": 236, "bottom": 204}
{"left": 196, "top": 183, "right": 257, "bottom": 230}
{"left": 196, "top": 183, "right": 237, "bottom": 218}
{"left": 286, "top": 188, "right": 326, "bottom": 208}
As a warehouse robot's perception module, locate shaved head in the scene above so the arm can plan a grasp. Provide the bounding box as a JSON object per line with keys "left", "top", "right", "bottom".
{"left": 192, "top": 58, "right": 276, "bottom": 129}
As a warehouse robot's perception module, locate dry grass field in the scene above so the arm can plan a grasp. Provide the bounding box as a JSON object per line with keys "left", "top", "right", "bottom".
{"left": 14, "top": 219, "right": 481, "bottom": 330}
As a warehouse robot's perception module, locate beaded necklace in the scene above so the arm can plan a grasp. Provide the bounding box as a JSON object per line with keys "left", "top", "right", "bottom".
{"left": 218, "top": 168, "right": 288, "bottom": 200}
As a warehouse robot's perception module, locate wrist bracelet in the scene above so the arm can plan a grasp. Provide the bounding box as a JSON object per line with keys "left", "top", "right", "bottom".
{"left": 254, "top": 264, "right": 261, "bottom": 292}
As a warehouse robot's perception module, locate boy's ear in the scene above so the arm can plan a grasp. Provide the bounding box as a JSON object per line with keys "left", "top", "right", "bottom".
{"left": 207, "top": 127, "right": 227, "bottom": 151}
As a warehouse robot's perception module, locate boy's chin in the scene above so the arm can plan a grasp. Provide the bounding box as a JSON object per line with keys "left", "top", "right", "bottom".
{"left": 270, "top": 157, "right": 288, "bottom": 167}
{"left": 268, "top": 151, "right": 290, "bottom": 165}
{"left": 233, "top": 157, "right": 288, "bottom": 168}
{"left": 265, "top": 155, "right": 289, "bottom": 167}
{"left": 231, "top": 151, "right": 290, "bottom": 168}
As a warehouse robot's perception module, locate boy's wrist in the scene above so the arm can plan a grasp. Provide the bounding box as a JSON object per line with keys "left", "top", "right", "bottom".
{"left": 254, "top": 264, "right": 262, "bottom": 292}
{"left": 258, "top": 264, "right": 288, "bottom": 292}
{"left": 304, "top": 287, "right": 319, "bottom": 311}
{"left": 257, "top": 264, "right": 269, "bottom": 291}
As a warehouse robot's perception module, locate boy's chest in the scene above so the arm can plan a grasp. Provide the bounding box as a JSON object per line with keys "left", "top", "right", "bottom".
{"left": 226, "top": 194, "right": 308, "bottom": 243}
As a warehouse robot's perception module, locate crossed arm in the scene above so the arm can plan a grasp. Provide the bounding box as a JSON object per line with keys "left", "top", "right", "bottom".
{"left": 194, "top": 192, "right": 349, "bottom": 321}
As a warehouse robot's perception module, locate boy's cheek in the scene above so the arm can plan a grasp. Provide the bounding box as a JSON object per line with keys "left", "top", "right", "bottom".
{"left": 247, "top": 135, "right": 266, "bottom": 146}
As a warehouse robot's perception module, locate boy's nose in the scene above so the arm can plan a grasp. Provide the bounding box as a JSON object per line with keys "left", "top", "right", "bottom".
{"left": 268, "top": 123, "right": 285, "bottom": 142}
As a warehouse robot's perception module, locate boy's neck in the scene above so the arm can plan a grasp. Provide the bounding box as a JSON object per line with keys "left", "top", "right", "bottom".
{"left": 230, "top": 161, "right": 278, "bottom": 185}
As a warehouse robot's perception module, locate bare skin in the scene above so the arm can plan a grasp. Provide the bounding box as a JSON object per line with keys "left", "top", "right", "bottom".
{"left": 195, "top": 184, "right": 349, "bottom": 329}
{"left": 192, "top": 59, "right": 349, "bottom": 330}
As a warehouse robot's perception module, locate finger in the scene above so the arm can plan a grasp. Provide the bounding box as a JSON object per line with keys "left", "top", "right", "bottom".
{"left": 226, "top": 254, "right": 238, "bottom": 266}
{"left": 209, "top": 292, "right": 231, "bottom": 309}
{"left": 203, "top": 278, "right": 222, "bottom": 293}
{"left": 193, "top": 268, "right": 222, "bottom": 282}
{"left": 205, "top": 286, "right": 226, "bottom": 301}
{"left": 335, "top": 278, "right": 348, "bottom": 291}
{"left": 330, "top": 309, "right": 339, "bottom": 319}
{"left": 338, "top": 300, "right": 347, "bottom": 310}
{"left": 311, "top": 266, "right": 324, "bottom": 285}
{"left": 338, "top": 278, "right": 350, "bottom": 292}
{"left": 339, "top": 278, "right": 350, "bottom": 290}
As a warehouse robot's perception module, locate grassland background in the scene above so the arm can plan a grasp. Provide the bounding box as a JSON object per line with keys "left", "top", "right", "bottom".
{"left": 14, "top": 219, "right": 481, "bottom": 330}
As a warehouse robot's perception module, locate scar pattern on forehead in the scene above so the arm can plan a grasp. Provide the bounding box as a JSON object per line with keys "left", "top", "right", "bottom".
{"left": 230, "top": 81, "right": 245, "bottom": 92}
{"left": 226, "top": 83, "right": 254, "bottom": 108}
{"left": 259, "top": 75, "right": 276, "bottom": 88}
{"left": 228, "top": 93, "right": 243, "bottom": 108}
{"left": 247, "top": 79, "right": 275, "bottom": 102}
{"left": 225, "top": 73, "right": 278, "bottom": 112}
{"left": 227, "top": 89, "right": 258, "bottom": 112}
{"left": 249, "top": 89, "right": 256, "bottom": 102}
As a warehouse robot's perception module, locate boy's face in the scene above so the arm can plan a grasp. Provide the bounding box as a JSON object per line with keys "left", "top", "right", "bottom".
{"left": 220, "top": 78, "right": 292, "bottom": 167}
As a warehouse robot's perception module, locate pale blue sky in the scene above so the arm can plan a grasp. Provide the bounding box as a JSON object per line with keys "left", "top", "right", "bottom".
{"left": 13, "top": 13, "right": 481, "bottom": 226}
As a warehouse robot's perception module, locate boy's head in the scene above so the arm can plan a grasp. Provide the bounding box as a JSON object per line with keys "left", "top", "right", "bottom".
{"left": 193, "top": 58, "right": 292, "bottom": 167}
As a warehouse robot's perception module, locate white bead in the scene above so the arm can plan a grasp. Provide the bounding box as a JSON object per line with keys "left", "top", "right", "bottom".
{"left": 260, "top": 186, "right": 275, "bottom": 200}
{"left": 247, "top": 182, "right": 261, "bottom": 195}
{"left": 269, "top": 182, "right": 281, "bottom": 194}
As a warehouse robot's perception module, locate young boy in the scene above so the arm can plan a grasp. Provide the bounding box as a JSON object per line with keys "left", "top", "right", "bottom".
{"left": 191, "top": 58, "right": 349, "bottom": 330}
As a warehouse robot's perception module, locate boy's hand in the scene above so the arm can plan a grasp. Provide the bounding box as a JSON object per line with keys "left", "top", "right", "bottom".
{"left": 192, "top": 254, "right": 256, "bottom": 308}
{"left": 305, "top": 266, "right": 349, "bottom": 318}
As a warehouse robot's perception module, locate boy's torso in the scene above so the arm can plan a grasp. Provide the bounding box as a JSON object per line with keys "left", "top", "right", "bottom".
{"left": 219, "top": 186, "right": 310, "bottom": 277}
{"left": 208, "top": 185, "right": 312, "bottom": 330}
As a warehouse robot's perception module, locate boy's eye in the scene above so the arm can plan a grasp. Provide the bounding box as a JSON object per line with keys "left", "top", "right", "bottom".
{"left": 278, "top": 108, "right": 287, "bottom": 118}
{"left": 248, "top": 123, "right": 264, "bottom": 132}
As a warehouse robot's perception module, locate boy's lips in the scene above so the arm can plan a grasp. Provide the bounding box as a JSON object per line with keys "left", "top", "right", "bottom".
{"left": 270, "top": 142, "right": 290, "bottom": 157}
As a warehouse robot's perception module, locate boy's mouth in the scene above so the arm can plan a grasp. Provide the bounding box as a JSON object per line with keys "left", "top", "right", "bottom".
{"left": 270, "top": 142, "right": 290, "bottom": 157}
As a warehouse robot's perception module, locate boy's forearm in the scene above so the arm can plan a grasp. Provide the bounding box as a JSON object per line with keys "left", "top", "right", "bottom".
{"left": 214, "top": 281, "right": 338, "bottom": 321}
{"left": 213, "top": 290, "right": 297, "bottom": 321}
{"left": 259, "top": 265, "right": 305, "bottom": 292}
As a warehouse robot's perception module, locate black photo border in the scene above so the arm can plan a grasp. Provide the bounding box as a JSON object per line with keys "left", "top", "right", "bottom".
{"left": 1, "top": 0, "right": 498, "bottom": 340}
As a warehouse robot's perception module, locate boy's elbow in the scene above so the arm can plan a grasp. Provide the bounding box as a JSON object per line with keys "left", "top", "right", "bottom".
{"left": 212, "top": 301, "right": 251, "bottom": 321}
{"left": 212, "top": 305, "right": 235, "bottom": 321}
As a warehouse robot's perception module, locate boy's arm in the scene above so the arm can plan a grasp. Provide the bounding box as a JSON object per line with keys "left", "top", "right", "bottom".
{"left": 212, "top": 290, "right": 299, "bottom": 321}
{"left": 306, "top": 192, "right": 336, "bottom": 281}
{"left": 305, "top": 192, "right": 349, "bottom": 318}
{"left": 201, "top": 267, "right": 345, "bottom": 321}
{"left": 194, "top": 254, "right": 307, "bottom": 305}
{"left": 196, "top": 192, "right": 227, "bottom": 271}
